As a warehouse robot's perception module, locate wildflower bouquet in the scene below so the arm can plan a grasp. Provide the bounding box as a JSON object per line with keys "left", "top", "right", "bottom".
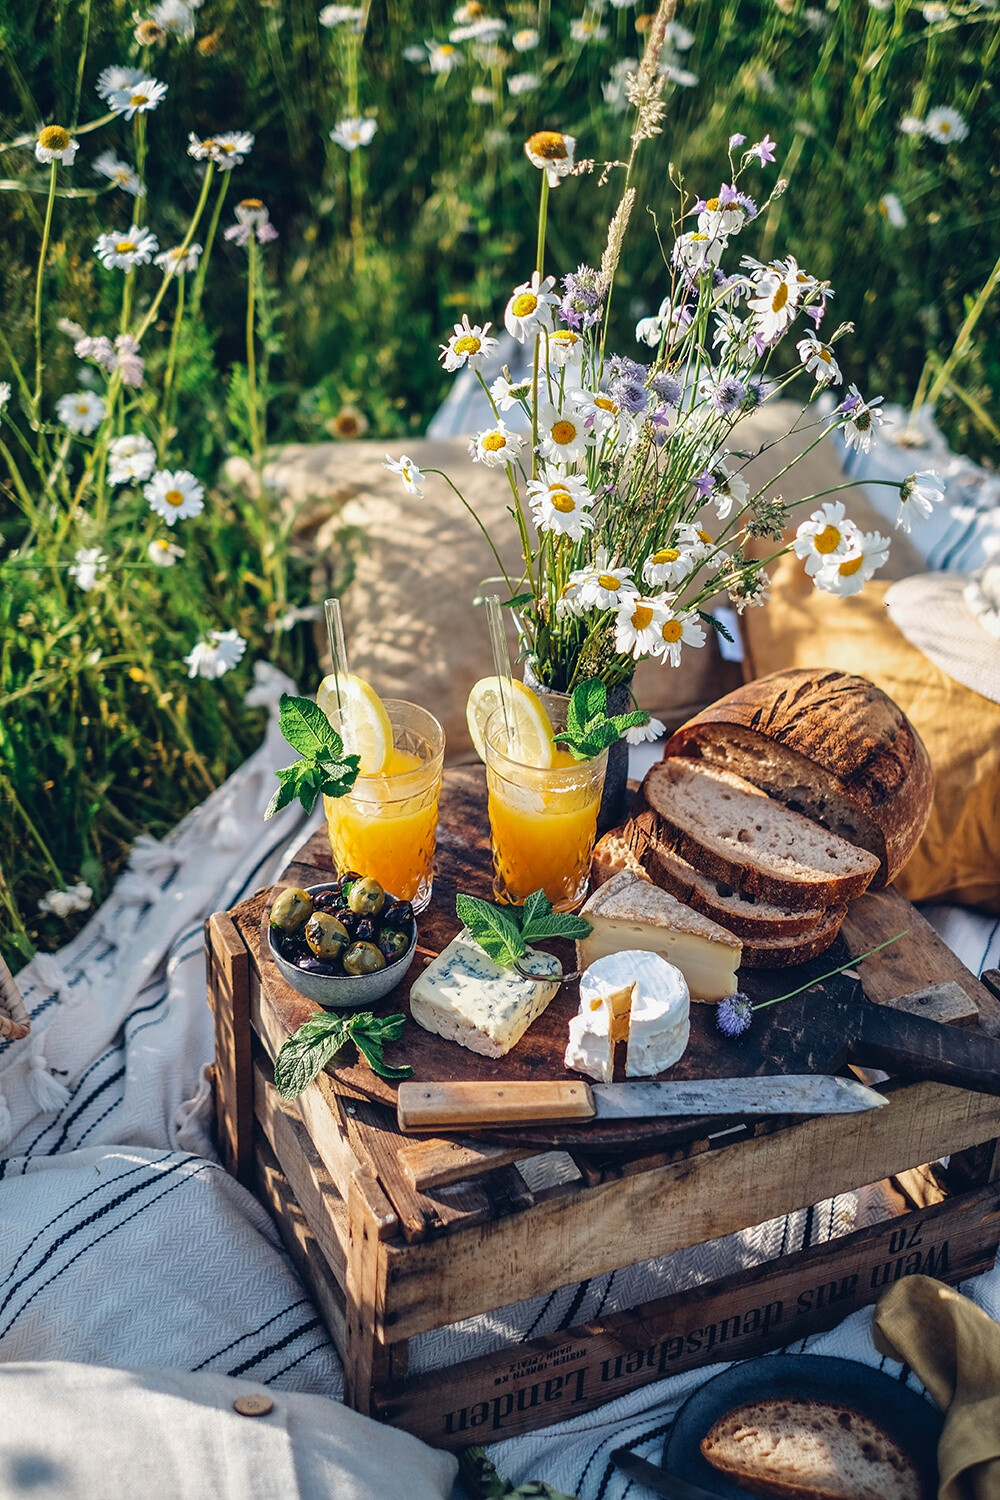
{"left": 390, "top": 3, "right": 941, "bottom": 699}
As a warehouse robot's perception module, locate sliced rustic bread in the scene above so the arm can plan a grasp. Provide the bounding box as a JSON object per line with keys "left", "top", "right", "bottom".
{"left": 633, "top": 760, "right": 880, "bottom": 911}
{"left": 664, "top": 668, "right": 934, "bottom": 889}
{"left": 700, "top": 1397, "right": 921, "bottom": 1500}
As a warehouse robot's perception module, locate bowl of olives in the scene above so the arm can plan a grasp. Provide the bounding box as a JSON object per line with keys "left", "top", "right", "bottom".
{"left": 267, "top": 874, "right": 417, "bottom": 1010}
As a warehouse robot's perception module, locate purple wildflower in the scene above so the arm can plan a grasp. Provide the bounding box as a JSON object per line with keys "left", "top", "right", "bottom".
{"left": 612, "top": 378, "right": 650, "bottom": 416}
{"left": 692, "top": 471, "right": 715, "bottom": 499}
{"left": 560, "top": 264, "right": 605, "bottom": 330}
{"left": 651, "top": 371, "right": 682, "bottom": 406}
{"left": 836, "top": 389, "right": 862, "bottom": 415}
{"left": 711, "top": 375, "right": 747, "bottom": 415}
{"left": 608, "top": 354, "right": 649, "bottom": 384}
{"left": 750, "top": 134, "right": 777, "bottom": 165}
{"left": 716, "top": 992, "right": 753, "bottom": 1037}
{"left": 729, "top": 132, "right": 746, "bottom": 149}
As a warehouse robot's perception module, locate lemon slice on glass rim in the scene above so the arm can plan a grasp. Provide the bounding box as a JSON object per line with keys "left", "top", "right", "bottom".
{"left": 317, "top": 672, "right": 393, "bottom": 776}
{"left": 466, "top": 677, "right": 554, "bottom": 769}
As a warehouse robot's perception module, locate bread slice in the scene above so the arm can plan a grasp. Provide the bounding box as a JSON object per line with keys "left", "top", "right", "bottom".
{"left": 700, "top": 1397, "right": 921, "bottom": 1500}
{"left": 633, "top": 760, "right": 879, "bottom": 911}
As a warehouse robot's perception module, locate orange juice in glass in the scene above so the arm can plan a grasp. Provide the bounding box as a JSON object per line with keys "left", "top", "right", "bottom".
{"left": 484, "top": 694, "right": 607, "bottom": 911}
{"left": 323, "top": 699, "right": 445, "bottom": 912}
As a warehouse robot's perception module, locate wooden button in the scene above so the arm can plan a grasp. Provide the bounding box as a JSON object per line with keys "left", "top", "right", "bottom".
{"left": 233, "top": 1394, "right": 274, "bottom": 1418}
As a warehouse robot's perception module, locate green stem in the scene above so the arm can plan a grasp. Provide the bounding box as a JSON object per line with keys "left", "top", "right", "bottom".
{"left": 190, "top": 168, "right": 227, "bottom": 317}
{"left": 246, "top": 235, "right": 262, "bottom": 461}
{"left": 751, "top": 932, "right": 909, "bottom": 1013}
{"left": 5, "top": 781, "right": 65, "bottom": 887}
{"left": 33, "top": 162, "right": 58, "bottom": 409}
{"left": 923, "top": 248, "right": 1000, "bottom": 416}
{"left": 423, "top": 468, "right": 516, "bottom": 594}
{"left": 159, "top": 274, "right": 186, "bottom": 463}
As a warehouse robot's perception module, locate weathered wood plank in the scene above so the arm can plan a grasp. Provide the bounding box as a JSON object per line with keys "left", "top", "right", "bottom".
{"left": 398, "top": 1137, "right": 529, "bottom": 1193}
{"left": 206, "top": 910, "right": 253, "bottom": 1185}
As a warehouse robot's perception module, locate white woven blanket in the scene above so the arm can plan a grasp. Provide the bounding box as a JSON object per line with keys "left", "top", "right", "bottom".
{"left": 2, "top": 671, "right": 998, "bottom": 1496}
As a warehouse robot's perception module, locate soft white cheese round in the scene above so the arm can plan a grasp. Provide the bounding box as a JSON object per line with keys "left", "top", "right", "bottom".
{"left": 565, "top": 950, "right": 691, "bottom": 1082}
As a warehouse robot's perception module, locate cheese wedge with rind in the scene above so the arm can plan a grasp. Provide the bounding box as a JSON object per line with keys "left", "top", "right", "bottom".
{"left": 564, "top": 950, "right": 691, "bottom": 1081}
{"left": 410, "top": 928, "right": 562, "bottom": 1058}
{"left": 576, "top": 870, "right": 741, "bottom": 1003}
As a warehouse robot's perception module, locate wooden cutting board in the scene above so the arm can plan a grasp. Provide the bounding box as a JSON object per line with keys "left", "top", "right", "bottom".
{"left": 255, "top": 766, "right": 996, "bottom": 1152}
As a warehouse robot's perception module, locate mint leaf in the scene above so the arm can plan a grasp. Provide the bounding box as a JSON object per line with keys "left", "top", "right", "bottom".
{"left": 268, "top": 694, "right": 360, "bottom": 820}
{"left": 317, "top": 752, "right": 361, "bottom": 800}
{"left": 457, "top": 891, "right": 525, "bottom": 967}
{"left": 265, "top": 767, "right": 303, "bottom": 821}
{"left": 520, "top": 889, "right": 592, "bottom": 945}
{"left": 278, "top": 693, "right": 343, "bottom": 758}
{"left": 568, "top": 678, "right": 606, "bottom": 739}
{"left": 349, "top": 1012, "right": 414, "bottom": 1081}
{"left": 554, "top": 676, "right": 648, "bottom": 760}
{"left": 273, "top": 1014, "right": 352, "bottom": 1099}
{"left": 608, "top": 710, "right": 651, "bottom": 735}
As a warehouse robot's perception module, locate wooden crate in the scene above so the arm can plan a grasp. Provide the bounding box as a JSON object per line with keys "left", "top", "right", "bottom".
{"left": 206, "top": 769, "right": 1000, "bottom": 1450}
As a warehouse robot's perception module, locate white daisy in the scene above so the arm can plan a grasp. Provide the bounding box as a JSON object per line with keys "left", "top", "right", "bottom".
{"left": 814, "top": 530, "right": 890, "bottom": 596}
{"left": 184, "top": 628, "right": 247, "bottom": 679}
{"left": 673, "top": 230, "right": 724, "bottom": 275}
{"left": 546, "top": 328, "right": 583, "bottom": 368}
{"left": 329, "top": 117, "right": 378, "bottom": 151}
{"left": 712, "top": 464, "right": 750, "bottom": 520}
{"left": 570, "top": 16, "right": 608, "bottom": 41}
{"left": 793, "top": 501, "right": 858, "bottom": 576}
{"left": 512, "top": 26, "right": 539, "bottom": 49}
{"left": 527, "top": 475, "right": 595, "bottom": 541}
{"left": 569, "top": 388, "right": 622, "bottom": 439}
{"left": 568, "top": 549, "right": 636, "bottom": 612}
{"left": 796, "top": 335, "right": 842, "bottom": 385}
{"left": 95, "top": 66, "right": 143, "bottom": 103}
{"left": 382, "top": 452, "right": 426, "bottom": 498}
{"left": 503, "top": 271, "right": 558, "bottom": 342}
{"left": 536, "top": 401, "right": 591, "bottom": 463}
{"left": 148, "top": 537, "right": 186, "bottom": 567}
{"left": 0, "top": 381, "right": 11, "bottom": 413}
{"left": 642, "top": 543, "right": 697, "bottom": 590}
{"left": 897, "top": 471, "right": 943, "bottom": 532}
{"left": 655, "top": 607, "right": 706, "bottom": 667}
{"left": 94, "top": 225, "right": 158, "bottom": 271}
{"left": 108, "top": 433, "right": 157, "bottom": 485}
{"left": 508, "top": 73, "right": 539, "bottom": 95}
{"left": 38, "top": 881, "right": 93, "bottom": 918}
{"left": 56, "top": 390, "right": 106, "bottom": 435}
{"left": 489, "top": 372, "right": 532, "bottom": 410}
{"left": 151, "top": 0, "right": 196, "bottom": 40}
{"left": 426, "top": 41, "right": 462, "bottom": 73}
{"left": 144, "top": 468, "right": 205, "bottom": 525}
{"left": 68, "top": 547, "right": 108, "bottom": 591}
{"left": 746, "top": 258, "right": 802, "bottom": 341}
{"left": 878, "top": 192, "right": 907, "bottom": 228}
{"left": 35, "top": 126, "right": 78, "bottom": 166}
{"left": 471, "top": 421, "right": 523, "bottom": 468}
{"left": 108, "top": 76, "right": 168, "bottom": 119}
{"left": 93, "top": 151, "right": 141, "bottom": 195}
{"left": 319, "top": 4, "right": 364, "bottom": 25}
{"left": 450, "top": 17, "right": 505, "bottom": 41}
{"left": 615, "top": 594, "right": 667, "bottom": 661}
{"left": 837, "top": 384, "right": 885, "bottom": 453}
{"left": 154, "top": 242, "right": 202, "bottom": 276}
{"left": 440, "top": 315, "right": 499, "bottom": 372}
{"left": 186, "top": 130, "right": 255, "bottom": 169}
{"left": 625, "top": 716, "right": 666, "bottom": 745}
{"left": 898, "top": 113, "right": 925, "bottom": 135}
{"left": 523, "top": 130, "right": 576, "bottom": 187}
{"left": 470, "top": 85, "right": 495, "bottom": 105}
{"left": 922, "top": 2, "right": 949, "bottom": 19}
{"left": 923, "top": 105, "right": 968, "bottom": 144}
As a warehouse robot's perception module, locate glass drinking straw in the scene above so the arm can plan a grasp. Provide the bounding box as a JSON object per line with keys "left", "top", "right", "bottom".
{"left": 324, "top": 597, "right": 350, "bottom": 718}
{"left": 485, "top": 593, "right": 520, "bottom": 758}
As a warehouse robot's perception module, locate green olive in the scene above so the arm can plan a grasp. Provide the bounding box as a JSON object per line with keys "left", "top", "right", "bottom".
{"left": 304, "top": 912, "right": 350, "bottom": 960}
{"left": 377, "top": 928, "right": 411, "bottom": 964}
{"left": 342, "top": 940, "right": 387, "bottom": 976}
{"left": 348, "top": 876, "right": 386, "bottom": 917}
{"left": 270, "top": 886, "right": 313, "bottom": 934}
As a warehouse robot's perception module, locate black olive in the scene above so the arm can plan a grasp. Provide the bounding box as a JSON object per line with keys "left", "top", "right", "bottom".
{"left": 312, "top": 889, "right": 339, "bottom": 912}
{"left": 389, "top": 899, "right": 414, "bottom": 928}
{"left": 269, "top": 887, "right": 313, "bottom": 934}
{"left": 297, "top": 956, "right": 340, "bottom": 976}
{"left": 279, "top": 933, "right": 310, "bottom": 963}
{"left": 342, "top": 941, "right": 387, "bottom": 976}
{"left": 304, "top": 912, "right": 350, "bottom": 960}
{"left": 378, "top": 928, "right": 411, "bottom": 964}
{"left": 347, "top": 877, "right": 386, "bottom": 917}
{"left": 354, "top": 916, "right": 377, "bottom": 945}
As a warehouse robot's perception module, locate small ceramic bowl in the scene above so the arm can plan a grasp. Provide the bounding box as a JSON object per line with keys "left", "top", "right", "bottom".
{"left": 267, "top": 881, "right": 417, "bottom": 1011}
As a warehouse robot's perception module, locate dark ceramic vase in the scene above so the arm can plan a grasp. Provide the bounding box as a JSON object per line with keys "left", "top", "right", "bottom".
{"left": 522, "top": 662, "right": 633, "bottom": 834}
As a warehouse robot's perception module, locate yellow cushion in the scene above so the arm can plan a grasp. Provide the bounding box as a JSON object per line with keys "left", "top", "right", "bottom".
{"left": 742, "top": 553, "right": 1000, "bottom": 911}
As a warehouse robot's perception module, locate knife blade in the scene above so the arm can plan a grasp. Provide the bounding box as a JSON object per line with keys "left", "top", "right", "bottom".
{"left": 395, "top": 1075, "right": 886, "bottom": 1132}
{"left": 610, "top": 1448, "right": 721, "bottom": 1499}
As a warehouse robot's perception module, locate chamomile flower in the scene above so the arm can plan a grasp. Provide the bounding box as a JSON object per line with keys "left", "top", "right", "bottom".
{"left": 837, "top": 384, "right": 885, "bottom": 453}
{"left": 878, "top": 192, "right": 907, "bottom": 228}
{"left": 923, "top": 106, "right": 968, "bottom": 144}
{"left": 113, "top": 333, "right": 144, "bottom": 388}
{"left": 56, "top": 390, "right": 106, "bottom": 435}
{"left": 746, "top": 258, "right": 801, "bottom": 341}
{"left": 512, "top": 26, "right": 539, "bottom": 49}
{"left": 383, "top": 452, "right": 426, "bottom": 498}
{"left": 642, "top": 543, "right": 697, "bottom": 589}
{"left": 108, "top": 433, "right": 157, "bottom": 486}
{"left": 897, "top": 471, "right": 943, "bottom": 532}
{"left": 95, "top": 66, "right": 144, "bottom": 103}
{"left": 673, "top": 230, "right": 724, "bottom": 274}
{"left": 151, "top": 0, "right": 196, "bottom": 40}
{"left": 440, "top": 315, "right": 499, "bottom": 372}
{"left": 35, "top": 125, "right": 78, "bottom": 166}
{"left": 93, "top": 150, "right": 141, "bottom": 195}
{"left": 186, "top": 130, "right": 255, "bottom": 169}
{"left": 697, "top": 184, "right": 756, "bottom": 239}
{"left": 546, "top": 329, "right": 583, "bottom": 368}
{"left": 711, "top": 464, "right": 750, "bottom": 520}
{"left": 319, "top": 4, "right": 364, "bottom": 25}
{"left": 38, "top": 882, "right": 93, "bottom": 918}
{"left": 625, "top": 716, "right": 666, "bottom": 745}
{"left": 327, "top": 406, "right": 368, "bottom": 440}
{"left": 148, "top": 537, "right": 186, "bottom": 567}
{"left": 184, "top": 628, "right": 246, "bottom": 680}
{"left": 489, "top": 371, "right": 532, "bottom": 410}
{"left": 329, "top": 117, "right": 378, "bottom": 151}
{"left": 567, "top": 549, "right": 636, "bottom": 613}
{"left": 814, "top": 529, "right": 890, "bottom": 596}
{"left": 451, "top": 17, "right": 505, "bottom": 41}
{"left": 0, "top": 382, "right": 11, "bottom": 414}
{"left": 524, "top": 130, "right": 576, "bottom": 187}
{"left": 508, "top": 73, "right": 540, "bottom": 95}
{"left": 527, "top": 475, "right": 595, "bottom": 541}
{"left": 793, "top": 501, "right": 857, "bottom": 576}
{"left": 94, "top": 225, "right": 158, "bottom": 270}
{"left": 470, "top": 85, "right": 495, "bottom": 105}
{"left": 796, "top": 335, "right": 842, "bottom": 385}
{"left": 471, "top": 421, "right": 523, "bottom": 468}
{"left": 154, "top": 242, "right": 203, "bottom": 276}
{"left": 570, "top": 387, "right": 622, "bottom": 438}
{"left": 224, "top": 199, "right": 279, "bottom": 246}
{"left": 108, "top": 76, "right": 168, "bottom": 119}
{"left": 536, "top": 402, "right": 591, "bottom": 463}
{"left": 655, "top": 607, "right": 706, "bottom": 667}
{"left": 503, "top": 271, "right": 559, "bottom": 342}
{"left": 144, "top": 467, "right": 205, "bottom": 525}
{"left": 615, "top": 594, "right": 667, "bottom": 660}
{"left": 570, "top": 15, "right": 609, "bottom": 41}
{"left": 68, "top": 547, "right": 108, "bottom": 592}
{"left": 426, "top": 40, "right": 462, "bottom": 73}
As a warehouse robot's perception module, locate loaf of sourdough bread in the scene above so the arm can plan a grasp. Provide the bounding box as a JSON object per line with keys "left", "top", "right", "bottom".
{"left": 700, "top": 1397, "right": 922, "bottom": 1500}
{"left": 664, "top": 668, "right": 933, "bottom": 889}
{"left": 632, "top": 760, "right": 880, "bottom": 911}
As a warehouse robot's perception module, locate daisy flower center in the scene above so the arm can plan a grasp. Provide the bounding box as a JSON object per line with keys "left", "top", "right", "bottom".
{"left": 439, "top": 43, "right": 456, "bottom": 54}
{"left": 653, "top": 548, "right": 680, "bottom": 564}
{"left": 551, "top": 493, "right": 576, "bottom": 514}
{"left": 164, "top": 489, "right": 185, "bottom": 507}
{"left": 527, "top": 130, "right": 568, "bottom": 161}
{"left": 705, "top": 197, "right": 720, "bottom": 211}
{"left": 116, "top": 240, "right": 137, "bottom": 253}
{"left": 597, "top": 573, "right": 620, "bottom": 591}
{"left": 813, "top": 524, "right": 842, "bottom": 554}
{"left": 595, "top": 396, "right": 617, "bottom": 412}
{"left": 771, "top": 282, "right": 789, "bottom": 313}
{"left": 631, "top": 604, "right": 654, "bottom": 631}
{"left": 839, "top": 554, "right": 864, "bottom": 576}
{"left": 39, "top": 125, "right": 71, "bottom": 150}
{"left": 661, "top": 619, "right": 684, "bottom": 643}
{"left": 75, "top": 401, "right": 89, "bottom": 414}
{"left": 241, "top": 198, "right": 264, "bottom": 211}
{"left": 130, "top": 92, "right": 150, "bottom": 106}
{"left": 856, "top": 410, "right": 871, "bottom": 431}
{"left": 511, "top": 292, "right": 539, "bottom": 317}
{"left": 697, "top": 529, "right": 712, "bottom": 544}
{"left": 453, "top": 334, "right": 481, "bottom": 356}
{"left": 551, "top": 420, "right": 577, "bottom": 445}
{"left": 552, "top": 331, "right": 578, "bottom": 345}
{"left": 220, "top": 142, "right": 236, "bottom": 154}
{"left": 482, "top": 432, "right": 507, "bottom": 452}
{"left": 939, "top": 121, "right": 951, "bottom": 134}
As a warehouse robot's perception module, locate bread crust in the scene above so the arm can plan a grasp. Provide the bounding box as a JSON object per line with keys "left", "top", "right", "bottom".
{"left": 664, "top": 668, "right": 934, "bottom": 889}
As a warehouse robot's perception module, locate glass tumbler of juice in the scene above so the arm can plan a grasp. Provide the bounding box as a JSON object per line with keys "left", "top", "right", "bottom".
{"left": 484, "top": 694, "right": 608, "bottom": 911}
{"left": 324, "top": 699, "right": 445, "bottom": 912}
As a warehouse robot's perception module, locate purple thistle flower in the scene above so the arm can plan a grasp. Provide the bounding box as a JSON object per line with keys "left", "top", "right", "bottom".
{"left": 651, "top": 371, "right": 682, "bottom": 406}
{"left": 608, "top": 354, "right": 649, "bottom": 384}
{"left": 749, "top": 134, "right": 777, "bottom": 165}
{"left": 742, "top": 376, "right": 765, "bottom": 411}
{"left": 716, "top": 992, "right": 753, "bottom": 1037}
{"left": 560, "top": 264, "right": 605, "bottom": 330}
{"left": 711, "top": 375, "right": 747, "bottom": 415}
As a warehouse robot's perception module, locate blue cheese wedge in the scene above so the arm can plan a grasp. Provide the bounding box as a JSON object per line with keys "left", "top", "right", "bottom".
{"left": 410, "top": 928, "right": 563, "bottom": 1058}
{"left": 564, "top": 950, "right": 690, "bottom": 1082}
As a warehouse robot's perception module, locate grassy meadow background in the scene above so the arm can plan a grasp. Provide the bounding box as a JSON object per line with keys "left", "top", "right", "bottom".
{"left": 1, "top": 0, "right": 997, "bottom": 964}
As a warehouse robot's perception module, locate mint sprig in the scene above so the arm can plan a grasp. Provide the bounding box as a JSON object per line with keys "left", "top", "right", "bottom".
{"left": 273, "top": 1009, "right": 413, "bottom": 1098}
{"left": 551, "top": 678, "right": 650, "bottom": 761}
{"left": 265, "top": 692, "right": 361, "bottom": 819}
{"left": 456, "top": 889, "right": 592, "bottom": 968}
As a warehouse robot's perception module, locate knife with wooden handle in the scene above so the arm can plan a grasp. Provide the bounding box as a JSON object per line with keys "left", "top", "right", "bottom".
{"left": 395, "top": 1075, "right": 887, "bottom": 1132}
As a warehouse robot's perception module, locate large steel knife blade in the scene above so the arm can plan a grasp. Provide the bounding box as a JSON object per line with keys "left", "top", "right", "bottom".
{"left": 395, "top": 1075, "right": 886, "bottom": 1132}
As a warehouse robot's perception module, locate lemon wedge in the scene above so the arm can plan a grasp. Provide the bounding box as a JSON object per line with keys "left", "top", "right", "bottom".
{"left": 466, "top": 677, "right": 554, "bottom": 768}
{"left": 317, "top": 673, "right": 393, "bottom": 775}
